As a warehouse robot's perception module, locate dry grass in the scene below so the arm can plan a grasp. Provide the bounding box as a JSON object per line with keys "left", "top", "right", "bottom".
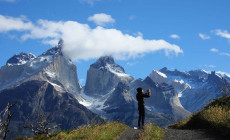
{"left": 138, "top": 123, "right": 164, "bottom": 140}
{"left": 23, "top": 122, "right": 129, "bottom": 140}
{"left": 201, "top": 106, "right": 230, "bottom": 128}
{"left": 170, "top": 95, "right": 230, "bottom": 137}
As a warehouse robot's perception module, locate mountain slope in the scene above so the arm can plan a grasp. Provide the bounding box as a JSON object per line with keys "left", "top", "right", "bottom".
{"left": 0, "top": 40, "right": 103, "bottom": 138}
{"left": 0, "top": 40, "right": 82, "bottom": 99}
{"left": 84, "top": 56, "right": 133, "bottom": 97}
{"left": 81, "top": 56, "right": 185, "bottom": 127}
{"left": 129, "top": 76, "right": 191, "bottom": 122}
{"left": 159, "top": 68, "right": 229, "bottom": 112}
{"left": 0, "top": 80, "right": 103, "bottom": 138}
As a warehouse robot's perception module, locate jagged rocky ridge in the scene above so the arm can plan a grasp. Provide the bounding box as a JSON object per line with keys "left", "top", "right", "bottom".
{"left": 0, "top": 80, "right": 103, "bottom": 138}
{"left": 81, "top": 56, "right": 190, "bottom": 126}
{"left": 84, "top": 56, "right": 133, "bottom": 97}
{"left": 0, "top": 40, "right": 82, "bottom": 99}
{"left": 6, "top": 52, "right": 36, "bottom": 66}
{"left": 158, "top": 67, "right": 230, "bottom": 112}
{"left": 0, "top": 40, "right": 103, "bottom": 139}
{"left": 129, "top": 77, "right": 191, "bottom": 122}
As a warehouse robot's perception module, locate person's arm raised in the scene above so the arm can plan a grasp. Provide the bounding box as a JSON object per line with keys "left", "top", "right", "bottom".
{"left": 143, "top": 89, "right": 151, "bottom": 97}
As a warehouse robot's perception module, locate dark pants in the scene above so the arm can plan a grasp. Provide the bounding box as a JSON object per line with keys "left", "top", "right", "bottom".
{"left": 138, "top": 105, "right": 145, "bottom": 128}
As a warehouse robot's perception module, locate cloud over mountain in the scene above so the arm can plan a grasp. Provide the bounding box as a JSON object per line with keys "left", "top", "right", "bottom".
{"left": 0, "top": 14, "right": 183, "bottom": 61}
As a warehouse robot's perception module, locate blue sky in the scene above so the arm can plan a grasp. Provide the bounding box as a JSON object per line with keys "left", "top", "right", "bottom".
{"left": 0, "top": 0, "right": 230, "bottom": 85}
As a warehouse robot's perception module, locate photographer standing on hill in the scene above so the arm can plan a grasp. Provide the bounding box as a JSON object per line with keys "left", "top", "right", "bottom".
{"left": 136, "top": 87, "right": 151, "bottom": 129}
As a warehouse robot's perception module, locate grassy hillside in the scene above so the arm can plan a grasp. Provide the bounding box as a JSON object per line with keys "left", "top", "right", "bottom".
{"left": 25, "top": 122, "right": 128, "bottom": 140}
{"left": 16, "top": 122, "right": 163, "bottom": 140}
{"left": 170, "top": 94, "right": 230, "bottom": 137}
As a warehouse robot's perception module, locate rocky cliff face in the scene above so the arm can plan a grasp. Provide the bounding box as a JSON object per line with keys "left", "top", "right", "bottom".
{"left": 103, "top": 82, "right": 137, "bottom": 125}
{"left": 159, "top": 68, "right": 229, "bottom": 112}
{"left": 84, "top": 56, "right": 133, "bottom": 97}
{"left": 6, "top": 52, "right": 36, "bottom": 66}
{"left": 81, "top": 56, "right": 190, "bottom": 126}
{"left": 2, "top": 39, "right": 229, "bottom": 137}
{"left": 0, "top": 80, "right": 103, "bottom": 139}
{"left": 0, "top": 40, "right": 103, "bottom": 139}
{"left": 129, "top": 76, "right": 191, "bottom": 122}
{"left": 0, "top": 40, "right": 81, "bottom": 99}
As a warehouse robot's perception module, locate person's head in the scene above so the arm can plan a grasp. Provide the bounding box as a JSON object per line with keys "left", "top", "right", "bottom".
{"left": 137, "top": 87, "right": 143, "bottom": 94}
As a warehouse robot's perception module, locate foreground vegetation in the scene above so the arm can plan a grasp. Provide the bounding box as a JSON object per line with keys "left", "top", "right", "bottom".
{"left": 26, "top": 122, "right": 129, "bottom": 140}
{"left": 138, "top": 123, "right": 164, "bottom": 140}
{"left": 170, "top": 95, "right": 230, "bottom": 137}
{"left": 16, "top": 122, "right": 164, "bottom": 140}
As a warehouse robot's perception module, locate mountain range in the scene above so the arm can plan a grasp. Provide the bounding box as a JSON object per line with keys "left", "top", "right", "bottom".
{"left": 0, "top": 40, "right": 229, "bottom": 138}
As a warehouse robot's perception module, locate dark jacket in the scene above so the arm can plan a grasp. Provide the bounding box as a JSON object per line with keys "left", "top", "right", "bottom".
{"left": 136, "top": 92, "right": 151, "bottom": 106}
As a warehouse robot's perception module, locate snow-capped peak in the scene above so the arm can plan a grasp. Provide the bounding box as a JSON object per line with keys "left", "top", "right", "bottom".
{"left": 6, "top": 52, "right": 36, "bottom": 66}
{"left": 92, "top": 56, "right": 118, "bottom": 67}
{"left": 149, "top": 69, "right": 168, "bottom": 84}
{"left": 41, "top": 39, "right": 63, "bottom": 56}
{"left": 216, "top": 71, "right": 230, "bottom": 78}
{"left": 200, "top": 69, "right": 210, "bottom": 74}
{"left": 105, "top": 63, "right": 130, "bottom": 77}
{"left": 155, "top": 70, "right": 167, "bottom": 78}
{"left": 92, "top": 55, "right": 126, "bottom": 74}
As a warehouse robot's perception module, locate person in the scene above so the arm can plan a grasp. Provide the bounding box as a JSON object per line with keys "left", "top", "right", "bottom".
{"left": 136, "top": 87, "right": 151, "bottom": 129}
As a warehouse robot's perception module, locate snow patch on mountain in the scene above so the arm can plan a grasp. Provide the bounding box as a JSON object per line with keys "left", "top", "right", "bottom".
{"left": 6, "top": 52, "right": 36, "bottom": 66}
{"left": 174, "top": 79, "right": 184, "bottom": 84}
{"left": 105, "top": 63, "right": 131, "bottom": 78}
{"left": 149, "top": 70, "right": 168, "bottom": 84}
{"left": 201, "top": 69, "right": 210, "bottom": 74}
{"left": 157, "top": 68, "right": 230, "bottom": 112}
{"left": 216, "top": 71, "right": 230, "bottom": 82}
{"left": 79, "top": 88, "right": 115, "bottom": 112}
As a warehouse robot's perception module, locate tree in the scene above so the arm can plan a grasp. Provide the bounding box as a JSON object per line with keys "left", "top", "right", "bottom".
{"left": 24, "top": 114, "right": 60, "bottom": 137}
{"left": 0, "top": 101, "right": 17, "bottom": 140}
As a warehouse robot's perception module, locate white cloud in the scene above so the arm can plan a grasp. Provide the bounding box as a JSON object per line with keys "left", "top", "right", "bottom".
{"left": 88, "top": 13, "right": 115, "bottom": 26}
{"left": 170, "top": 34, "right": 180, "bottom": 39}
{"left": 210, "top": 48, "right": 219, "bottom": 53}
{"left": 212, "top": 29, "right": 230, "bottom": 40}
{"left": 0, "top": 14, "right": 183, "bottom": 61}
{"left": 204, "top": 64, "right": 216, "bottom": 68}
{"left": 199, "top": 33, "right": 210, "bottom": 40}
{"left": 220, "top": 52, "right": 230, "bottom": 57}
{"left": 210, "top": 48, "right": 230, "bottom": 57}
{"left": 0, "top": 15, "right": 33, "bottom": 32}
{"left": 42, "top": 39, "right": 59, "bottom": 46}
{"left": 134, "top": 32, "right": 143, "bottom": 37}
